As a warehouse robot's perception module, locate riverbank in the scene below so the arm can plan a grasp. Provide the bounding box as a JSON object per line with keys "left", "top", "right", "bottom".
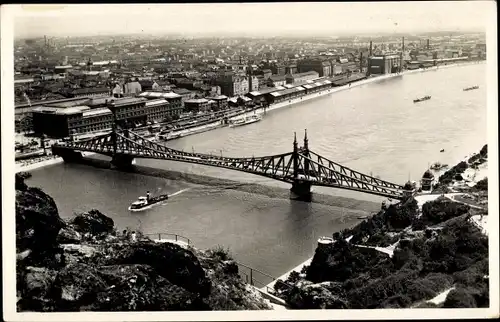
{"left": 15, "top": 152, "right": 96, "bottom": 173}
{"left": 15, "top": 60, "right": 484, "bottom": 173}
{"left": 267, "top": 143, "right": 489, "bottom": 309}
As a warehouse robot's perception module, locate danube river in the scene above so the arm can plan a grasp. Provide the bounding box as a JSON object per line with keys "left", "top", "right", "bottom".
{"left": 26, "top": 63, "right": 487, "bottom": 278}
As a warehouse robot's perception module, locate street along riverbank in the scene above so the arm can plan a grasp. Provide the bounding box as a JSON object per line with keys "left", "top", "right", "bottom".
{"left": 14, "top": 60, "right": 484, "bottom": 173}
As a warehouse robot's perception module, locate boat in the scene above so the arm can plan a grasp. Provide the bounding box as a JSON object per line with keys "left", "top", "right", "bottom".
{"left": 128, "top": 191, "right": 168, "bottom": 211}
{"left": 430, "top": 162, "right": 448, "bottom": 171}
{"left": 413, "top": 96, "right": 431, "bottom": 103}
{"left": 229, "top": 114, "right": 262, "bottom": 128}
{"left": 158, "top": 132, "right": 182, "bottom": 141}
{"left": 463, "top": 86, "right": 479, "bottom": 91}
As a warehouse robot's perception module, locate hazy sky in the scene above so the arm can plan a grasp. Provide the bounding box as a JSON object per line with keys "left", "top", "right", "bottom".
{"left": 12, "top": 2, "right": 492, "bottom": 39}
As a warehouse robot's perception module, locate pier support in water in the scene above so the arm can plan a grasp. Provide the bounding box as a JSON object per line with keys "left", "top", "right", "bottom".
{"left": 111, "top": 154, "right": 135, "bottom": 169}
{"left": 290, "top": 180, "right": 312, "bottom": 202}
{"left": 51, "top": 146, "right": 83, "bottom": 163}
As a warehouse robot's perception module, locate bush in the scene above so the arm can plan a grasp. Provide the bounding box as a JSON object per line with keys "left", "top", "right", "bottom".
{"left": 475, "top": 178, "right": 488, "bottom": 191}
{"left": 386, "top": 198, "right": 418, "bottom": 230}
{"left": 208, "top": 245, "right": 232, "bottom": 261}
{"left": 443, "top": 288, "right": 477, "bottom": 308}
{"left": 420, "top": 197, "right": 470, "bottom": 226}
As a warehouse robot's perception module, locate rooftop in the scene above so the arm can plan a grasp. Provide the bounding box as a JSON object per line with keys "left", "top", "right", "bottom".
{"left": 110, "top": 97, "right": 147, "bottom": 106}
{"left": 139, "top": 91, "right": 182, "bottom": 99}
{"left": 184, "top": 99, "right": 209, "bottom": 104}
{"left": 82, "top": 107, "right": 112, "bottom": 118}
{"left": 145, "top": 99, "right": 170, "bottom": 107}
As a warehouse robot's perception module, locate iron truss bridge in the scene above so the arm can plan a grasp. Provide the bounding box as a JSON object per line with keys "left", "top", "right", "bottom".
{"left": 52, "top": 129, "right": 408, "bottom": 200}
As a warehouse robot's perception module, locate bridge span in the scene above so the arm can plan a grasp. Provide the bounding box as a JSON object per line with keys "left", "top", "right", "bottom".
{"left": 52, "top": 128, "right": 410, "bottom": 201}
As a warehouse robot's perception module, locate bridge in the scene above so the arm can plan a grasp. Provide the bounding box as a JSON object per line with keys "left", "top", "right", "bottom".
{"left": 52, "top": 128, "right": 410, "bottom": 201}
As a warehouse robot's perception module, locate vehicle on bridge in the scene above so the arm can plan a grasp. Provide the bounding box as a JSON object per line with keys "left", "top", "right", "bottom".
{"left": 128, "top": 191, "right": 169, "bottom": 212}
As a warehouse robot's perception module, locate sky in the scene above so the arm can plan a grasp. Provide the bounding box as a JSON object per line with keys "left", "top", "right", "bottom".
{"left": 11, "top": 2, "right": 493, "bottom": 39}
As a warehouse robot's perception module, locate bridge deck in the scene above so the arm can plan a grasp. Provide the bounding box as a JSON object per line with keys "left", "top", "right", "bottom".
{"left": 53, "top": 130, "right": 407, "bottom": 200}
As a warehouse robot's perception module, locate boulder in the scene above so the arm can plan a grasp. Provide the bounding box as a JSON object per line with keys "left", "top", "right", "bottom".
{"left": 287, "top": 282, "right": 349, "bottom": 309}
{"left": 94, "top": 241, "right": 211, "bottom": 297}
{"left": 52, "top": 263, "right": 108, "bottom": 311}
{"left": 70, "top": 209, "right": 114, "bottom": 236}
{"left": 16, "top": 187, "right": 64, "bottom": 252}
{"left": 90, "top": 264, "right": 202, "bottom": 311}
{"left": 57, "top": 226, "right": 82, "bottom": 244}
{"left": 18, "top": 266, "right": 58, "bottom": 311}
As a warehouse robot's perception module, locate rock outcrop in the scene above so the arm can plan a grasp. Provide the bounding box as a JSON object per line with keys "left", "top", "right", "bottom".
{"left": 15, "top": 173, "right": 272, "bottom": 311}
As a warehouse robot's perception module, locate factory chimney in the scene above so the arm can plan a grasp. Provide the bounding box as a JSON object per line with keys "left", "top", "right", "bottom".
{"left": 359, "top": 52, "right": 363, "bottom": 72}
{"left": 369, "top": 41, "right": 373, "bottom": 57}
{"left": 427, "top": 39, "right": 430, "bottom": 50}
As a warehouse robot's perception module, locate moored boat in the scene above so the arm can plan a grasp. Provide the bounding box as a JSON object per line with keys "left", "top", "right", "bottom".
{"left": 128, "top": 191, "right": 168, "bottom": 212}
{"left": 229, "top": 114, "right": 262, "bottom": 128}
{"left": 413, "top": 95, "right": 431, "bottom": 103}
{"left": 463, "top": 85, "right": 479, "bottom": 91}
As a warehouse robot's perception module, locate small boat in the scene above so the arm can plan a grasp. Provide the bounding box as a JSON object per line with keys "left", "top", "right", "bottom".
{"left": 430, "top": 162, "right": 448, "bottom": 171}
{"left": 463, "top": 86, "right": 479, "bottom": 91}
{"left": 229, "top": 114, "right": 262, "bottom": 128}
{"left": 128, "top": 191, "right": 168, "bottom": 212}
{"left": 440, "top": 149, "right": 445, "bottom": 153}
{"left": 413, "top": 96, "right": 431, "bottom": 103}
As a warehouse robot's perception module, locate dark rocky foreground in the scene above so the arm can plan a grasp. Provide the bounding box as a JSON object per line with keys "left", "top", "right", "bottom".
{"left": 272, "top": 145, "right": 489, "bottom": 309}
{"left": 15, "top": 174, "right": 272, "bottom": 311}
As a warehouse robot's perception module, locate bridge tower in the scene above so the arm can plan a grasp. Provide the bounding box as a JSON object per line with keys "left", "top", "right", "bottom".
{"left": 108, "top": 102, "right": 134, "bottom": 169}
{"left": 290, "top": 131, "right": 312, "bottom": 202}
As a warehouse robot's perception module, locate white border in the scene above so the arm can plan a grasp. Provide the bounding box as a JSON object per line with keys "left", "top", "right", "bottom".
{"left": 2, "top": 3, "right": 499, "bottom": 321}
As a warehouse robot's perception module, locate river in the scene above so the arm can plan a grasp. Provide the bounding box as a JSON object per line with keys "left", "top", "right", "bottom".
{"left": 25, "top": 63, "right": 487, "bottom": 278}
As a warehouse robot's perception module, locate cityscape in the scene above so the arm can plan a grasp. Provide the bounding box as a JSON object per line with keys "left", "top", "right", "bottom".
{"left": 3, "top": 2, "right": 496, "bottom": 320}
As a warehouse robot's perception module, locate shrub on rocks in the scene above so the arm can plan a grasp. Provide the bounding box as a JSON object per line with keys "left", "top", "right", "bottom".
{"left": 443, "top": 288, "right": 478, "bottom": 308}
{"left": 420, "top": 197, "right": 470, "bottom": 226}
{"left": 70, "top": 209, "right": 115, "bottom": 236}
{"left": 287, "top": 282, "right": 349, "bottom": 309}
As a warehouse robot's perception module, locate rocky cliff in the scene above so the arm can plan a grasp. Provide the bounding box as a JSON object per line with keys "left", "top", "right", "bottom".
{"left": 15, "top": 174, "right": 272, "bottom": 311}
{"left": 272, "top": 145, "right": 489, "bottom": 309}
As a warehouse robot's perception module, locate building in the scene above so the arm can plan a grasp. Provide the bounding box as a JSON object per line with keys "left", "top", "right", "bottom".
{"left": 285, "top": 71, "right": 319, "bottom": 85}
{"left": 66, "top": 87, "right": 110, "bottom": 98}
{"left": 368, "top": 54, "right": 401, "bottom": 75}
{"left": 297, "top": 59, "right": 332, "bottom": 77}
{"left": 248, "top": 75, "right": 259, "bottom": 92}
{"left": 123, "top": 81, "right": 142, "bottom": 95}
{"left": 267, "top": 75, "right": 287, "bottom": 87}
{"left": 205, "top": 95, "right": 229, "bottom": 111}
{"left": 137, "top": 92, "right": 183, "bottom": 116}
{"left": 172, "top": 88, "right": 196, "bottom": 103}
{"left": 184, "top": 99, "right": 212, "bottom": 113}
{"left": 32, "top": 96, "right": 179, "bottom": 138}
{"left": 285, "top": 64, "right": 298, "bottom": 75}
{"left": 215, "top": 72, "right": 249, "bottom": 97}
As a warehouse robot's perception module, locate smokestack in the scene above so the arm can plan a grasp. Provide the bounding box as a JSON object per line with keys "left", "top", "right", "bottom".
{"left": 359, "top": 52, "right": 363, "bottom": 72}
{"left": 427, "top": 39, "right": 430, "bottom": 50}
{"left": 402, "top": 37, "right": 405, "bottom": 52}
{"left": 369, "top": 41, "right": 373, "bottom": 57}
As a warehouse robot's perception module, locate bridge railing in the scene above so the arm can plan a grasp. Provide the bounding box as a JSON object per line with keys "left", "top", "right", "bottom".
{"left": 143, "top": 232, "right": 191, "bottom": 245}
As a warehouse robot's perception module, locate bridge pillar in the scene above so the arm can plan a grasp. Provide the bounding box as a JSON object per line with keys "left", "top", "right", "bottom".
{"left": 111, "top": 154, "right": 135, "bottom": 169}
{"left": 52, "top": 146, "right": 83, "bottom": 163}
{"left": 290, "top": 180, "right": 312, "bottom": 202}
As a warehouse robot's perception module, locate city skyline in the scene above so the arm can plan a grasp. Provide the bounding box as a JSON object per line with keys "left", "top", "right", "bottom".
{"left": 12, "top": 2, "right": 490, "bottom": 39}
